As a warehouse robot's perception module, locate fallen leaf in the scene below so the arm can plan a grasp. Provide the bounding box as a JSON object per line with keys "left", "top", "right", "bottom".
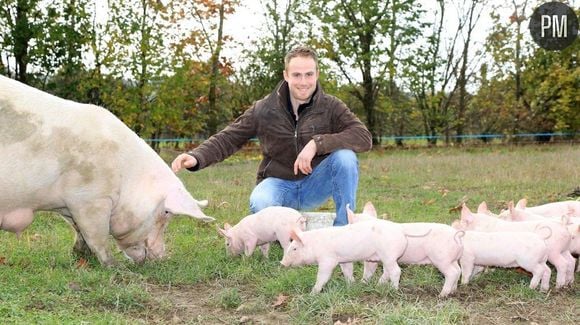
{"left": 423, "top": 199, "right": 436, "bottom": 205}
{"left": 76, "top": 258, "right": 88, "bottom": 269}
{"left": 68, "top": 282, "right": 82, "bottom": 292}
{"left": 272, "top": 294, "right": 289, "bottom": 308}
{"left": 439, "top": 188, "right": 449, "bottom": 197}
{"left": 0, "top": 256, "right": 6, "bottom": 265}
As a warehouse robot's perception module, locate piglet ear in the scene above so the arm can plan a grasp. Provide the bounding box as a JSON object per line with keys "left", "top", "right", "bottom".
{"left": 516, "top": 198, "right": 527, "bottom": 209}
{"left": 346, "top": 204, "right": 356, "bottom": 224}
{"left": 289, "top": 228, "right": 303, "bottom": 245}
{"left": 362, "top": 201, "right": 377, "bottom": 217}
{"left": 217, "top": 225, "right": 230, "bottom": 238}
{"left": 477, "top": 201, "right": 488, "bottom": 214}
{"left": 507, "top": 201, "right": 515, "bottom": 213}
{"left": 460, "top": 203, "right": 473, "bottom": 223}
{"left": 297, "top": 216, "right": 307, "bottom": 230}
{"left": 165, "top": 186, "right": 215, "bottom": 222}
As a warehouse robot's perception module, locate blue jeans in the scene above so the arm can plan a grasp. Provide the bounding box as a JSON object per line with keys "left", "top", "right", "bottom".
{"left": 249, "top": 149, "right": 359, "bottom": 226}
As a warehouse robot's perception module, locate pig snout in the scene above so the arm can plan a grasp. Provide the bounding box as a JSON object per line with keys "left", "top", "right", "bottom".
{"left": 122, "top": 244, "right": 148, "bottom": 263}
{"left": 121, "top": 240, "right": 166, "bottom": 263}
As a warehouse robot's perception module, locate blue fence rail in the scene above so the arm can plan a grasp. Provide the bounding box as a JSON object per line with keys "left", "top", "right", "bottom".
{"left": 144, "top": 132, "right": 579, "bottom": 144}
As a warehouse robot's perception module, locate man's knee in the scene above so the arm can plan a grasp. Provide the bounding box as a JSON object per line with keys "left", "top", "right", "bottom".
{"left": 330, "top": 149, "right": 358, "bottom": 171}
{"left": 249, "top": 191, "right": 273, "bottom": 213}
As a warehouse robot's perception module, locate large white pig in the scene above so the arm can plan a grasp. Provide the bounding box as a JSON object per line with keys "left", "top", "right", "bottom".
{"left": 456, "top": 203, "right": 575, "bottom": 288}
{"left": 0, "top": 75, "right": 213, "bottom": 266}
{"left": 514, "top": 198, "right": 580, "bottom": 218}
{"left": 348, "top": 202, "right": 464, "bottom": 298}
{"left": 496, "top": 201, "right": 580, "bottom": 272}
{"left": 217, "top": 206, "right": 306, "bottom": 257}
{"left": 280, "top": 220, "right": 408, "bottom": 293}
{"left": 451, "top": 221, "right": 551, "bottom": 291}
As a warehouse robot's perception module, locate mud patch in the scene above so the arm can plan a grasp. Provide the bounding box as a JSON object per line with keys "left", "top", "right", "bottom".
{"left": 142, "top": 281, "right": 291, "bottom": 324}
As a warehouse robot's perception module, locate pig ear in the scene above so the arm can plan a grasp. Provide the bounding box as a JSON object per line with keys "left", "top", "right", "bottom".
{"left": 196, "top": 199, "right": 209, "bottom": 209}
{"left": 297, "top": 216, "right": 307, "bottom": 229}
{"left": 477, "top": 201, "right": 488, "bottom": 214}
{"left": 289, "top": 228, "right": 303, "bottom": 245}
{"left": 165, "top": 186, "right": 215, "bottom": 222}
{"left": 362, "top": 201, "right": 377, "bottom": 217}
{"left": 224, "top": 223, "right": 232, "bottom": 230}
{"left": 516, "top": 198, "right": 527, "bottom": 209}
{"left": 346, "top": 204, "right": 356, "bottom": 224}
{"left": 217, "top": 225, "right": 231, "bottom": 238}
{"left": 507, "top": 201, "right": 515, "bottom": 212}
{"left": 460, "top": 203, "right": 473, "bottom": 223}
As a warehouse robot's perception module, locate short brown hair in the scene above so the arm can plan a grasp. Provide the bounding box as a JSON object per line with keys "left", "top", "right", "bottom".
{"left": 284, "top": 45, "right": 319, "bottom": 70}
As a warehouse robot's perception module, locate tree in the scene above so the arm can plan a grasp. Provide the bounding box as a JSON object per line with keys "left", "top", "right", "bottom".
{"left": 312, "top": 0, "right": 424, "bottom": 144}
{"left": 454, "top": 0, "right": 485, "bottom": 143}
{"left": 404, "top": 0, "right": 461, "bottom": 146}
{"left": 105, "top": 0, "right": 171, "bottom": 150}
{"left": 166, "top": 0, "right": 237, "bottom": 137}
{"left": 485, "top": 0, "right": 532, "bottom": 136}
{"left": 38, "top": 0, "right": 94, "bottom": 100}
{"left": 0, "top": 0, "right": 43, "bottom": 83}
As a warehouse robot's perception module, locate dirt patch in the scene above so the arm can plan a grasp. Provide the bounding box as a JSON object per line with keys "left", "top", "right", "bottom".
{"left": 137, "top": 280, "right": 578, "bottom": 325}
{"left": 141, "top": 281, "right": 291, "bottom": 324}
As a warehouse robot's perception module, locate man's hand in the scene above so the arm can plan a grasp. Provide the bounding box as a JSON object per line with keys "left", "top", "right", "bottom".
{"left": 171, "top": 153, "right": 198, "bottom": 173}
{"left": 294, "top": 139, "right": 317, "bottom": 175}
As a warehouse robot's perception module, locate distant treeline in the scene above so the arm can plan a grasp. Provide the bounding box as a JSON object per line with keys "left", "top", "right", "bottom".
{"left": 1, "top": 0, "right": 578, "bottom": 151}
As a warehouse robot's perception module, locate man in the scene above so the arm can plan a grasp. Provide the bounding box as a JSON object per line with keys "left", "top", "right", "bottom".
{"left": 171, "top": 46, "right": 372, "bottom": 226}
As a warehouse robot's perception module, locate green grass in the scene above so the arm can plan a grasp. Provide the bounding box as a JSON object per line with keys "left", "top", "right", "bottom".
{"left": 1, "top": 144, "right": 579, "bottom": 324}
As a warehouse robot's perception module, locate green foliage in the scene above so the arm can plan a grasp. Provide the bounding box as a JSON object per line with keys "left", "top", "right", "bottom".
{"left": 311, "top": 0, "right": 425, "bottom": 144}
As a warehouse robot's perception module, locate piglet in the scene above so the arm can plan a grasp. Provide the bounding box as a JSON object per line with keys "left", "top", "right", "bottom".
{"left": 495, "top": 201, "right": 580, "bottom": 272}
{"left": 515, "top": 198, "right": 580, "bottom": 218}
{"left": 280, "top": 219, "right": 407, "bottom": 293}
{"left": 348, "top": 202, "right": 464, "bottom": 298}
{"left": 451, "top": 220, "right": 551, "bottom": 291}
{"left": 218, "top": 206, "right": 306, "bottom": 257}
{"left": 456, "top": 203, "right": 575, "bottom": 288}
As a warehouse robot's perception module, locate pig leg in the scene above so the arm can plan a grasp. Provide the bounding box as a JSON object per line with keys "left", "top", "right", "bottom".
{"left": 528, "top": 263, "right": 551, "bottom": 291}
{"left": 562, "top": 251, "right": 575, "bottom": 285}
{"left": 244, "top": 239, "right": 258, "bottom": 257}
{"left": 278, "top": 236, "right": 290, "bottom": 251}
{"left": 258, "top": 243, "right": 270, "bottom": 257}
{"left": 377, "top": 259, "right": 401, "bottom": 289}
{"left": 339, "top": 263, "right": 355, "bottom": 283}
{"left": 548, "top": 253, "right": 570, "bottom": 288}
{"left": 459, "top": 257, "right": 475, "bottom": 285}
{"left": 471, "top": 265, "right": 486, "bottom": 278}
{"left": 435, "top": 260, "right": 461, "bottom": 297}
{"left": 312, "top": 260, "right": 338, "bottom": 293}
{"left": 68, "top": 200, "right": 116, "bottom": 266}
{"left": 362, "top": 261, "right": 379, "bottom": 283}
{"left": 539, "top": 264, "right": 551, "bottom": 292}
{"left": 59, "top": 214, "right": 93, "bottom": 258}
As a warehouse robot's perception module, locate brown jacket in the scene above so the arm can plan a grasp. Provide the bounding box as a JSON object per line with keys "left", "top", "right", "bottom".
{"left": 188, "top": 80, "right": 372, "bottom": 183}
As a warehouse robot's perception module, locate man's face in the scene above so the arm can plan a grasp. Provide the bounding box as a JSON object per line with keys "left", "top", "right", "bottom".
{"left": 283, "top": 56, "right": 319, "bottom": 103}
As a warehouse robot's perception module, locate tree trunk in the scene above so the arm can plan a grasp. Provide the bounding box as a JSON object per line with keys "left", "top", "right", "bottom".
{"left": 207, "top": 1, "right": 225, "bottom": 136}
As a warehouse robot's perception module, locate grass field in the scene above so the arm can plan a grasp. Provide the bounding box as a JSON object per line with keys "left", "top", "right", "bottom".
{"left": 1, "top": 144, "right": 579, "bottom": 324}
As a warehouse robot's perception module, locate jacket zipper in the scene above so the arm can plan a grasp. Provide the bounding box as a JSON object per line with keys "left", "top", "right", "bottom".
{"left": 294, "top": 127, "right": 298, "bottom": 155}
